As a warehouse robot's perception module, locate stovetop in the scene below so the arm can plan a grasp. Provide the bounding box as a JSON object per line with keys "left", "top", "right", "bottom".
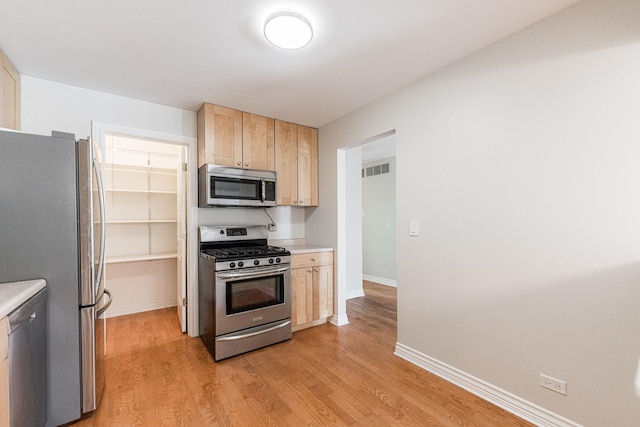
{"left": 200, "top": 245, "right": 291, "bottom": 271}
{"left": 199, "top": 225, "right": 291, "bottom": 270}
{"left": 201, "top": 245, "right": 289, "bottom": 261}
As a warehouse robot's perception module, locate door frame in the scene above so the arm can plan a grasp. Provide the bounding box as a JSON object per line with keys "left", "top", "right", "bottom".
{"left": 92, "top": 121, "right": 199, "bottom": 336}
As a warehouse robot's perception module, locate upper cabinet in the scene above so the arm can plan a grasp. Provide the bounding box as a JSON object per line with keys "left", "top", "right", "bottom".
{"left": 275, "top": 120, "right": 318, "bottom": 206}
{"left": 197, "top": 103, "right": 275, "bottom": 171}
{"left": 197, "top": 103, "right": 243, "bottom": 168}
{"left": 0, "top": 48, "right": 20, "bottom": 130}
{"left": 242, "top": 112, "right": 275, "bottom": 171}
{"left": 197, "top": 103, "right": 318, "bottom": 205}
{"left": 296, "top": 125, "right": 318, "bottom": 206}
{"left": 274, "top": 120, "right": 298, "bottom": 206}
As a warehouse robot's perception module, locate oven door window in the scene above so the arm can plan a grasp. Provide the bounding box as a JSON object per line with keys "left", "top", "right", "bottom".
{"left": 211, "top": 177, "right": 261, "bottom": 200}
{"left": 226, "top": 276, "right": 284, "bottom": 314}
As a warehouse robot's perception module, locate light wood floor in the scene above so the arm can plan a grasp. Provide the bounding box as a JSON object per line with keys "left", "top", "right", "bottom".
{"left": 70, "top": 281, "right": 532, "bottom": 426}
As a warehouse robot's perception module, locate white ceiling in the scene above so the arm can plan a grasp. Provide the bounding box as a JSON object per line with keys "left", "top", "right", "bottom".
{"left": 0, "top": 0, "right": 580, "bottom": 128}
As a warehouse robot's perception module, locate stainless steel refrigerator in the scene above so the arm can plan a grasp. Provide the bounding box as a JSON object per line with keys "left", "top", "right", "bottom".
{"left": 0, "top": 128, "right": 112, "bottom": 426}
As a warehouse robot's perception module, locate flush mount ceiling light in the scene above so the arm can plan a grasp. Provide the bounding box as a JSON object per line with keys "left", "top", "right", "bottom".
{"left": 264, "top": 11, "right": 313, "bottom": 49}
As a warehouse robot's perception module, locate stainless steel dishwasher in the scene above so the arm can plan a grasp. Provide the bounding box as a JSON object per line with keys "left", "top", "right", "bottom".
{"left": 7, "top": 288, "right": 47, "bottom": 427}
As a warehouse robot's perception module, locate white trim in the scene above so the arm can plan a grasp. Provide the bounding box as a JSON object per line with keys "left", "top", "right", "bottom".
{"left": 91, "top": 121, "right": 200, "bottom": 337}
{"left": 330, "top": 313, "right": 349, "bottom": 326}
{"left": 105, "top": 299, "right": 177, "bottom": 318}
{"left": 346, "top": 289, "right": 365, "bottom": 300}
{"left": 394, "top": 343, "right": 582, "bottom": 427}
{"left": 363, "top": 274, "right": 397, "bottom": 287}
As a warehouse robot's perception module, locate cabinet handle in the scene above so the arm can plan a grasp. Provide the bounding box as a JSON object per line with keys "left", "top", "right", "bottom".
{"left": 308, "top": 269, "right": 313, "bottom": 273}
{"left": 313, "top": 268, "right": 319, "bottom": 272}
{"left": 237, "top": 161, "right": 241, "bottom": 166}
{"left": 311, "top": 258, "right": 315, "bottom": 262}
{"left": 245, "top": 162, "right": 249, "bottom": 167}
{"left": 294, "top": 200, "right": 297, "bottom": 205}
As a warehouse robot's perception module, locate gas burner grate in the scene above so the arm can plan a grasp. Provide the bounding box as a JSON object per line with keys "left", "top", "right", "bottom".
{"left": 202, "top": 245, "right": 289, "bottom": 261}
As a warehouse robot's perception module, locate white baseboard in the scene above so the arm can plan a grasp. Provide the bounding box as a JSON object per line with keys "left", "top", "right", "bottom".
{"left": 330, "top": 313, "right": 349, "bottom": 326}
{"left": 105, "top": 299, "right": 177, "bottom": 318}
{"left": 346, "top": 289, "right": 365, "bottom": 299}
{"left": 363, "top": 274, "right": 397, "bottom": 287}
{"left": 394, "top": 343, "right": 581, "bottom": 427}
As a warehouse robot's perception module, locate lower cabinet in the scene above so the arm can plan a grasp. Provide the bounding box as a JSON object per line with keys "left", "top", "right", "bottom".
{"left": 0, "top": 316, "right": 9, "bottom": 427}
{"left": 291, "top": 251, "right": 334, "bottom": 332}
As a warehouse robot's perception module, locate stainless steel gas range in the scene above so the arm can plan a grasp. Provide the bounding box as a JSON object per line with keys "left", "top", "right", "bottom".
{"left": 198, "top": 225, "right": 292, "bottom": 361}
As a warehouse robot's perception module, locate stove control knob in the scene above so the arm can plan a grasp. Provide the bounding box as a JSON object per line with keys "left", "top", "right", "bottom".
{"left": 238, "top": 261, "right": 244, "bottom": 268}
{"left": 254, "top": 260, "right": 260, "bottom": 266}
{"left": 276, "top": 257, "right": 281, "bottom": 263}
{"left": 269, "top": 258, "right": 274, "bottom": 264}
{"left": 230, "top": 262, "right": 236, "bottom": 268}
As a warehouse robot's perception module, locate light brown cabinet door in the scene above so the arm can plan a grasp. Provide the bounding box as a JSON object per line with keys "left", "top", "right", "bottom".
{"left": 297, "top": 126, "right": 318, "bottom": 206}
{"left": 291, "top": 267, "right": 313, "bottom": 327}
{"left": 313, "top": 264, "right": 334, "bottom": 319}
{"left": 291, "top": 251, "right": 334, "bottom": 330}
{"left": 242, "top": 112, "right": 275, "bottom": 171}
{"left": 275, "top": 120, "right": 298, "bottom": 205}
{"left": 197, "top": 103, "right": 243, "bottom": 168}
{"left": 0, "top": 48, "right": 20, "bottom": 130}
{"left": 274, "top": 123, "right": 318, "bottom": 206}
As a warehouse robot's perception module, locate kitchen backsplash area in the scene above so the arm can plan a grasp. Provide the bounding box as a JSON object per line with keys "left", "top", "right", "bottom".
{"left": 197, "top": 205, "right": 306, "bottom": 240}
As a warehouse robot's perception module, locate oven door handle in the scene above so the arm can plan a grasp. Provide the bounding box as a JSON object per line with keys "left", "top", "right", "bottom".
{"left": 217, "top": 320, "right": 292, "bottom": 342}
{"left": 217, "top": 266, "right": 290, "bottom": 280}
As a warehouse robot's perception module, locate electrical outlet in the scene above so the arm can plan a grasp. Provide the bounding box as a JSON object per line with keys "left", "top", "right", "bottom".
{"left": 540, "top": 374, "right": 567, "bottom": 395}
{"left": 267, "top": 223, "right": 277, "bottom": 232}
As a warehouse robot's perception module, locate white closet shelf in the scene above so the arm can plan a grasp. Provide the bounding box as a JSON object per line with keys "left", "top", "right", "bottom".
{"left": 106, "top": 189, "right": 177, "bottom": 194}
{"left": 106, "top": 253, "right": 178, "bottom": 264}
{"left": 105, "top": 163, "right": 175, "bottom": 173}
{"left": 103, "top": 220, "right": 177, "bottom": 224}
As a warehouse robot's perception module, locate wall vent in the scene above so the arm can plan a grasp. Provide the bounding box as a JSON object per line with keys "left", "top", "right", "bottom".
{"left": 362, "top": 162, "right": 390, "bottom": 178}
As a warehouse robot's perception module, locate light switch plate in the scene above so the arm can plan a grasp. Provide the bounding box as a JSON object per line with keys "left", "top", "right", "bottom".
{"left": 409, "top": 220, "right": 419, "bottom": 236}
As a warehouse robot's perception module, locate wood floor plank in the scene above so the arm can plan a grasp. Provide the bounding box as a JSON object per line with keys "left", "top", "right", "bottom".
{"left": 70, "top": 281, "right": 532, "bottom": 427}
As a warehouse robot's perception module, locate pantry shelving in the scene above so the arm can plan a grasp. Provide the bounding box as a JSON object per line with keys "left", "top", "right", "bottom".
{"left": 102, "top": 145, "right": 179, "bottom": 264}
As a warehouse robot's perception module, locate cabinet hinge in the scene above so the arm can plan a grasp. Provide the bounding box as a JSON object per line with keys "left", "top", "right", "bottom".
{"left": 182, "top": 163, "right": 187, "bottom": 172}
{"left": 182, "top": 297, "right": 187, "bottom": 306}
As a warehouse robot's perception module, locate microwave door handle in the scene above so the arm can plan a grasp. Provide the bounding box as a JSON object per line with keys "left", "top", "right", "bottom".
{"left": 261, "top": 179, "right": 266, "bottom": 203}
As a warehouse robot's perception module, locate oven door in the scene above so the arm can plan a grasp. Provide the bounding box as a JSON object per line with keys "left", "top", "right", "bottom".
{"left": 215, "top": 265, "right": 291, "bottom": 336}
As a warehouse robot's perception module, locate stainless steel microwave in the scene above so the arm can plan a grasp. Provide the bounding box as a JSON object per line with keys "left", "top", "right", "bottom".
{"left": 198, "top": 164, "right": 277, "bottom": 207}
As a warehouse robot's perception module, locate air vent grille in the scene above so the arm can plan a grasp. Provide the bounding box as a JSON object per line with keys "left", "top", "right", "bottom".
{"left": 362, "top": 162, "right": 390, "bottom": 178}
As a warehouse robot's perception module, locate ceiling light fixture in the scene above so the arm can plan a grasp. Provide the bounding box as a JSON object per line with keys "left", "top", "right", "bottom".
{"left": 264, "top": 11, "right": 313, "bottom": 50}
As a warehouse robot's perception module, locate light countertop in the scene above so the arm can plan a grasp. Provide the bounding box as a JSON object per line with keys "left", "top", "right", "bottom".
{"left": 274, "top": 243, "right": 334, "bottom": 254}
{"left": 0, "top": 279, "right": 47, "bottom": 319}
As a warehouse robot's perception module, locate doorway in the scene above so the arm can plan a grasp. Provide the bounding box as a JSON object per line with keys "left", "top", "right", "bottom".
{"left": 335, "top": 130, "right": 397, "bottom": 323}
{"left": 92, "top": 122, "right": 198, "bottom": 334}
{"left": 361, "top": 135, "right": 396, "bottom": 288}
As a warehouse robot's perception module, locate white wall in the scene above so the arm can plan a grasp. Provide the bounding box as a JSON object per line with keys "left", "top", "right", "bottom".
{"left": 106, "top": 259, "right": 177, "bottom": 316}
{"left": 20, "top": 76, "right": 307, "bottom": 238}
{"left": 362, "top": 157, "right": 396, "bottom": 284}
{"left": 198, "top": 206, "right": 306, "bottom": 240}
{"left": 309, "top": 0, "right": 640, "bottom": 425}
{"left": 20, "top": 76, "right": 196, "bottom": 139}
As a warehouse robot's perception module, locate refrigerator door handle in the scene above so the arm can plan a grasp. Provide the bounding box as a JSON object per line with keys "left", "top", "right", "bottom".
{"left": 93, "top": 150, "right": 106, "bottom": 295}
{"left": 96, "top": 289, "right": 112, "bottom": 318}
